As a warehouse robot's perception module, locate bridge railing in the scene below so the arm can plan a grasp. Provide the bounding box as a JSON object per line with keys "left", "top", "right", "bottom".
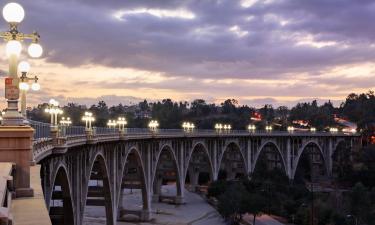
{"left": 63, "top": 126, "right": 86, "bottom": 136}
{"left": 29, "top": 120, "right": 51, "bottom": 139}
{"left": 29, "top": 120, "right": 358, "bottom": 142}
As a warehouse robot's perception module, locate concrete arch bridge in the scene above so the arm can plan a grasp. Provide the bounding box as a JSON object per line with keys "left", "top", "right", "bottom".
{"left": 30, "top": 124, "right": 359, "bottom": 225}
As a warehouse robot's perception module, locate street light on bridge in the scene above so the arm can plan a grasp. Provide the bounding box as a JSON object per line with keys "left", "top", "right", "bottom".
{"left": 107, "top": 119, "right": 117, "bottom": 129}
{"left": 215, "top": 123, "right": 231, "bottom": 133}
{"left": 59, "top": 117, "right": 71, "bottom": 136}
{"left": 117, "top": 117, "right": 127, "bottom": 132}
{"left": 18, "top": 61, "right": 40, "bottom": 118}
{"left": 45, "top": 99, "right": 62, "bottom": 130}
{"left": 148, "top": 120, "right": 159, "bottom": 131}
{"left": 287, "top": 126, "right": 295, "bottom": 132}
{"left": 265, "top": 125, "right": 273, "bottom": 132}
{"left": 248, "top": 124, "right": 256, "bottom": 132}
{"left": 182, "top": 122, "right": 195, "bottom": 132}
{"left": 60, "top": 117, "right": 71, "bottom": 126}
{"left": 310, "top": 127, "right": 316, "bottom": 132}
{"left": 82, "top": 111, "right": 94, "bottom": 131}
{"left": 329, "top": 127, "right": 339, "bottom": 133}
{"left": 1, "top": 2, "right": 43, "bottom": 125}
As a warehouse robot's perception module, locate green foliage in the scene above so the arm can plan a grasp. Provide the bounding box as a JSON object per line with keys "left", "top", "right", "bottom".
{"left": 349, "top": 182, "right": 371, "bottom": 223}
{"left": 217, "top": 183, "right": 246, "bottom": 223}
{"left": 289, "top": 100, "right": 336, "bottom": 130}
{"left": 207, "top": 180, "right": 228, "bottom": 198}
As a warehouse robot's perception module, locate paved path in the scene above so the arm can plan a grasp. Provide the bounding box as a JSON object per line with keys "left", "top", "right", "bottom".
{"left": 11, "top": 165, "right": 51, "bottom": 225}
{"left": 244, "top": 214, "right": 284, "bottom": 225}
{"left": 84, "top": 185, "right": 225, "bottom": 225}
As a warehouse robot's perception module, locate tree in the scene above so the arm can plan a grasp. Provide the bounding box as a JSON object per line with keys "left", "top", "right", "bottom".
{"left": 217, "top": 183, "right": 246, "bottom": 224}
{"left": 241, "top": 192, "right": 266, "bottom": 225}
{"left": 207, "top": 180, "right": 228, "bottom": 198}
{"left": 349, "top": 182, "right": 371, "bottom": 224}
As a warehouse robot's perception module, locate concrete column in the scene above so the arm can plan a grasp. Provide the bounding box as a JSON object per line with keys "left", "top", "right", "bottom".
{"left": 212, "top": 141, "right": 218, "bottom": 180}
{"left": 247, "top": 139, "right": 252, "bottom": 176}
{"left": 327, "top": 139, "right": 333, "bottom": 177}
{"left": 286, "top": 138, "right": 292, "bottom": 179}
{"left": 188, "top": 167, "right": 199, "bottom": 190}
{"left": 152, "top": 176, "right": 162, "bottom": 203}
{"left": 0, "top": 126, "right": 34, "bottom": 197}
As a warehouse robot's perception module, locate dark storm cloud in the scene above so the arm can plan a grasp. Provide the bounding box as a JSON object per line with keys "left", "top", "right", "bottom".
{"left": 12, "top": 0, "right": 375, "bottom": 79}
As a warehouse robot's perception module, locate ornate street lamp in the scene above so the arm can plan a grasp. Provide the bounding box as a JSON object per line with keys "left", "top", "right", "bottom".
{"left": 45, "top": 99, "right": 62, "bottom": 130}
{"left": 107, "top": 119, "right": 117, "bottom": 129}
{"left": 182, "top": 122, "right": 195, "bottom": 132}
{"left": 59, "top": 117, "right": 71, "bottom": 136}
{"left": 18, "top": 61, "right": 40, "bottom": 117}
{"left": 287, "top": 126, "right": 295, "bottom": 132}
{"left": 223, "top": 124, "right": 232, "bottom": 132}
{"left": 248, "top": 124, "right": 256, "bottom": 132}
{"left": 215, "top": 123, "right": 223, "bottom": 132}
{"left": 265, "top": 125, "right": 273, "bottom": 132}
{"left": 82, "top": 112, "right": 94, "bottom": 131}
{"left": 310, "top": 127, "right": 316, "bottom": 132}
{"left": 117, "top": 117, "right": 127, "bottom": 132}
{"left": 148, "top": 120, "right": 159, "bottom": 131}
{"left": 1, "top": 2, "right": 43, "bottom": 125}
{"left": 60, "top": 117, "right": 71, "bottom": 126}
{"left": 329, "top": 127, "right": 338, "bottom": 133}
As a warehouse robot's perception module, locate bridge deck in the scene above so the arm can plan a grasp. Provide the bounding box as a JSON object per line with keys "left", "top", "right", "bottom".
{"left": 11, "top": 165, "right": 51, "bottom": 225}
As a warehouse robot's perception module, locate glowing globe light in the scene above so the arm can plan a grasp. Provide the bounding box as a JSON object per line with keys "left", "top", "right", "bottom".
{"left": 2, "top": 2, "right": 24, "bottom": 23}
{"left": 18, "top": 61, "right": 30, "bottom": 73}
{"left": 19, "top": 82, "right": 29, "bottom": 91}
{"left": 31, "top": 82, "right": 40, "bottom": 91}
{"left": 6, "top": 40, "right": 22, "bottom": 57}
{"left": 28, "top": 43, "right": 43, "bottom": 58}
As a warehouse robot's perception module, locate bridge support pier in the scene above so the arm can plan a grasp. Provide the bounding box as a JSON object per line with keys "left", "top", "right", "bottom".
{"left": 0, "top": 126, "right": 34, "bottom": 197}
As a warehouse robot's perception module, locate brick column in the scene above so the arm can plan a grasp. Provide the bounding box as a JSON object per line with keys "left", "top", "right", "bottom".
{"left": 0, "top": 126, "right": 34, "bottom": 197}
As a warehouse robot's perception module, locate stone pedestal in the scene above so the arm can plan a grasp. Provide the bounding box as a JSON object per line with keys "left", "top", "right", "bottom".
{"left": 0, "top": 126, "right": 34, "bottom": 197}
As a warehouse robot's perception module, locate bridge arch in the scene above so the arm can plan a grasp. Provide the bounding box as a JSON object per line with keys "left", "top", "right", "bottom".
{"left": 218, "top": 141, "right": 247, "bottom": 180}
{"left": 49, "top": 164, "right": 75, "bottom": 225}
{"left": 332, "top": 139, "right": 347, "bottom": 157}
{"left": 152, "top": 144, "right": 183, "bottom": 201}
{"left": 252, "top": 140, "right": 287, "bottom": 175}
{"left": 184, "top": 142, "right": 214, "bottom": 187}
{"left": 116, "top": 146, "right": 149, "bottom": 220}
{"left": 292, "top": 140, "right": 327, "bottom": 180}
{"left": 82, "top": 153, "right": 114, "bottom": 225}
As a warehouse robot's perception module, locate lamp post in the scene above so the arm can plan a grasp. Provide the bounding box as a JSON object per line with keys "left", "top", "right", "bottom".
{"left": 182, "top": 122, "right": 195, "bottom": 132}
{"left": 265, "top": 125, "right": 273, "bottom": 132}
{"left": 1, "top": 2, "right": 43, "bottom": 125}
{"left": 215, "top": 123, "right": 223, "bottom": 133}
{"left": 329, "top": 127, "right": 338, "bottom": 133}
{"left": 107, "top": 120, "right": 117, "bottom": 129}
{"left": 148, "top": 120, "right": 159, "bottom": 132}
{"left": 18, "top": 61, "right": 40, "bottom": 118}
{"left": 287, "top": 126, "right": 295, "bottom": 132}
{"left": 248, "top": 124, "right": 256, "bottom": 132}
{"left": 223, "top": 124, "right": 232, "bottom": 133}
{"left": 310, "top": 127, "right": 316, "bottom": 132}
{"left": 215, "top": 123, "right": 230, "bottom": 133}
{"left": 117, "top": 117, "right": 127, "bottom": 132}
{"left": 82, "top": 112, "right": 94, "bottom": 131}
{"left": 60, "top": 117, "right": 71, "bottom": 126}
{"left": 45, "top": 99, "right": 62, "bottom": 131}
{"left": 59, "top": 117, "right": 71, "bottom": 136}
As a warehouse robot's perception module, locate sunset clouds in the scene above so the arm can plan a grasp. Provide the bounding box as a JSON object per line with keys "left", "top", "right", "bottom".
{"left": 1, "top": 0, "right": 375, "bottom": 107}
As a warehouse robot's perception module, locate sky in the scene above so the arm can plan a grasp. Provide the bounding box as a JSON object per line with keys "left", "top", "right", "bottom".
{"left": 1, "top": 0, "right": 375, "bottom": 108}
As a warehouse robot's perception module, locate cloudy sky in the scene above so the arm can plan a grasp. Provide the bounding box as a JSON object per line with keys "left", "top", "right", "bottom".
{"left": 1, "top": 0, "right": 375, "bottom": 107}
